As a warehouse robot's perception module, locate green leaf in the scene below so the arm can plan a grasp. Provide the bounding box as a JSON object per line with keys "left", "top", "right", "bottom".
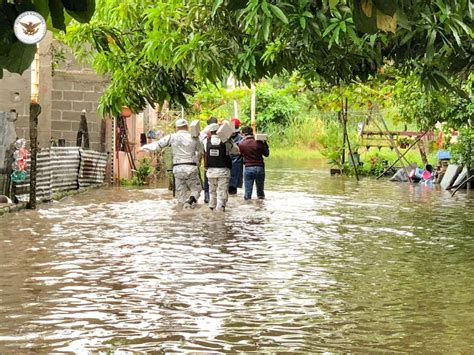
{"left": 0, "top": 8, "right": 15, "bottom": 55}
{"left": 453, "top": 18, "right": 473, "bottom": 36}
{"left": 32, "top": 0, "right": 51, "bottom": 18}
{"left": 0, "top": 42, "right": 37, "bottom": 75}
{"left": 299, "top": 16, "right": 306, "bottom": 29}
{"left": 269, "top": 4, "right": 288, "bottom": 24}
{"left": 322, "top": 22, "right": 339, "bottom": 37}
{"left": 399, "top": 31, "right": 414, "bottom": 45}
{"left": 263, "top": 17, "right": 271, "bottom": 40}
{"left": 426, "top": 30, "right": 437, "bottom": 61}
{"left": 49, "top": 0, "right": 66, "bottom": 31}
{"left": 373, "top": 0, "right": 398, "bottom": 17}
{"left": 211, "top": 0, "right": 224, "bottom": 16}
{"left": 61, "top": 0, "right": 95, "bottom": 23}
{"left": 329, "top": 0, "right": 340, "bottom": 9}
{"left": 262, "top": 1, "right": 271, "bottom": 17}
{"left": 450, "top": 25, "right": 461, "bottom": 47}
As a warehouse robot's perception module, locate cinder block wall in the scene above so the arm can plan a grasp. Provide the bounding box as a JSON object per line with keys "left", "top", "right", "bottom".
{"left": 0, "top": 34, "right": 109, "bottom": 152}
{"left": 51, "top": 70, "right": 107, "bottom": 151}
{"left": 51, "top": 41, "right": 108, "bottom": 152}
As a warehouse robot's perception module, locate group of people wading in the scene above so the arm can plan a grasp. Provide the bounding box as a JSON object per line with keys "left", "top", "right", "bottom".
{"left": 140, "top": 117, "right": 270, "bottom": 211}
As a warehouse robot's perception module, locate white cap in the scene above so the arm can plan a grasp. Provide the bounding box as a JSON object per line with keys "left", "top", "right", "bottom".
{"left": 176, "top": 118, "right": 188, "bottom": 128}
{"left": 208, "top": 123, "right": 219, "bottom": 132}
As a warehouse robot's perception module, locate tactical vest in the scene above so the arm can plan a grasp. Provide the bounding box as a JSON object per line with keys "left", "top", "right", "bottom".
{"left": 206, "top": 139, "right": 232, "bottom": 169}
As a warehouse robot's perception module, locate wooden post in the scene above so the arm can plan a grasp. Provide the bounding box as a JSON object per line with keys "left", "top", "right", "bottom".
{"left": 417, "top": 139, "right": 428, "bottom": 166}
{"left": 27, "top": 44, "right": 40, "bottom": 209}
{"left": 340, "top": 99, "right": 346, "bottom": 164}
{"left": 344, "top": 98, "right": 359, "bottom": 181}
{"left": 27, "top": 102, "right": 41, "bottom": 209}
{"left": 251, "top": 83, "right": 256, "bottom": 134}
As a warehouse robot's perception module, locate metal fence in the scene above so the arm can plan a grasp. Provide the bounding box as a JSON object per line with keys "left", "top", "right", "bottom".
{"left": 14, "top": 147, "right": 107, "bottom": 203}
{"left": 79, "top": 150, "right": 108, "bottom": 188}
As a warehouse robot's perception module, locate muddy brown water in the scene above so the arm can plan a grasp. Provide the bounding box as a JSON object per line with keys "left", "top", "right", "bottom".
{"left": 1, "top": 161, "right": 473, "bottom": 353}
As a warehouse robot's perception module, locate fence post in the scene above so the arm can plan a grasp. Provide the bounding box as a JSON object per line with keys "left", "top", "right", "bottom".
{"left": 27, "top": 103, "right": 41, "bottom": 209}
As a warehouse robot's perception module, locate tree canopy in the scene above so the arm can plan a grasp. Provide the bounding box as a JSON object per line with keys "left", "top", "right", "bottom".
{"left": 65, "top": 0, "right": 472, "bottom": 116}
{"left": 0, "top": 0, "right": 95, "bottom": 78}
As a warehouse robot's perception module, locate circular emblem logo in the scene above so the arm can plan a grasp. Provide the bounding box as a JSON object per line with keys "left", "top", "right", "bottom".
{"left": 14, "top": 11, "right": 47, "bottom": 45}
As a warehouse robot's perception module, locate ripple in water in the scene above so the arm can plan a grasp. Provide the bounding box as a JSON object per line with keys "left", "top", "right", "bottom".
{"left": 0, "top": 166, "right": 473, "bottom": 352}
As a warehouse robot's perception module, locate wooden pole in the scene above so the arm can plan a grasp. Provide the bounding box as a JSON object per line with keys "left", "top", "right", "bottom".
{"left": 251, "top": 83, "right": 256, "bottom": 134}
{"left": 379, "top": 117, "right": 412, "bottom": 167}
{"left": 27, "top": 103, "right": 41, "bottom": 209}
{"left": 27, "top": 44, "right": 40, "bottom": 209}
{"left": 341, "top": 99, "right": 346, "bottom": 164}
{"left": 344, "top": 98, "right": 359, "bottom": 181}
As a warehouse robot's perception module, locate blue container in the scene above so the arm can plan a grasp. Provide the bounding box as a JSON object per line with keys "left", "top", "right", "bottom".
{"left": 437, "top": 150, "right": 451, "bottom": 160}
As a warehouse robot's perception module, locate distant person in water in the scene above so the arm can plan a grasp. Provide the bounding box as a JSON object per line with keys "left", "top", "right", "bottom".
{"left": 228, "top": 118, "right": 243, "bottom": 195}
{"left": 238, "top": 126, "right": 270, "bottom": 200}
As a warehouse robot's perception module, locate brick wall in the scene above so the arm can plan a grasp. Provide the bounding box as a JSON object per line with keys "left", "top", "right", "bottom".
{"left": 0, "top": 34, "right": 109, "bottom": 152}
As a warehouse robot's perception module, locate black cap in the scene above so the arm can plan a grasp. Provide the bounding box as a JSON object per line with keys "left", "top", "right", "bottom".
{"left": 207, "top": 116, "right": 218, "bottom": 125}
{"left": 241, "top": 126, "right": 253, "bottom": 136}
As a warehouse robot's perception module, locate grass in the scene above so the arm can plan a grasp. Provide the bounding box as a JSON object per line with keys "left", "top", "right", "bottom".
{"left": 268, "top": 147, "right": 324, "bottom": 160}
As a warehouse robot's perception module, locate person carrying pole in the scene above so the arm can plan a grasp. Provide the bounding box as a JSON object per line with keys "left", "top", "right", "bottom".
{"left": 141, "top": 119, "right": 203, "bottom": 208}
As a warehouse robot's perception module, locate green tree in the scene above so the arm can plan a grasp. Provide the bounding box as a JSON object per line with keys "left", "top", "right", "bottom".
{"left": 65, "top": 0, "right": 472, "bottom": 116}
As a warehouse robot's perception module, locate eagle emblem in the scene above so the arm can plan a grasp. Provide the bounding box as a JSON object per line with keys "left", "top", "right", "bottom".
{"left": 20, "top": 21, "right": 41, "bottom": 36}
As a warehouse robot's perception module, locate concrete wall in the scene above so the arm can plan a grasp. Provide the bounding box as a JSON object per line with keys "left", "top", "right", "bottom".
{"left": 0, "top": 71, "right": 31, "bottom": 141}
{"left": 0, "top": 33, "right": 109, "bottom": 152}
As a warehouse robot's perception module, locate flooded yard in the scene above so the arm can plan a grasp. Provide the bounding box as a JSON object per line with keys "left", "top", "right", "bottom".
{"left": 1, "top": 161, "right": 473, "bottom": 352}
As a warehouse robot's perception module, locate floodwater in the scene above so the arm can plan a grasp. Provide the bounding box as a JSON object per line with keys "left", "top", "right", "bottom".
{"left": 1, "top": 160, "right": 473, "bottom": 353}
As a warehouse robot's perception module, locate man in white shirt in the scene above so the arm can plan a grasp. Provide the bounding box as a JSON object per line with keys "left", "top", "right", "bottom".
{"left": 141, "top": 119, "right": 203, "bottom": 208}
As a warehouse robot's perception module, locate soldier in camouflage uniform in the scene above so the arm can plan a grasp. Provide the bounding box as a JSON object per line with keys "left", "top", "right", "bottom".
{"left": 141, "top": 119, "right": 203, "bottom": 208}
{"left": 204, "top": 123, "right": 239, "bottom": 212}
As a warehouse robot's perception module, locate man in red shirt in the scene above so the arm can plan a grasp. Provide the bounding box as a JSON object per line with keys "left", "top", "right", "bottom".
{"left": 238, "top": 126, "right": 270, "bottom": 200}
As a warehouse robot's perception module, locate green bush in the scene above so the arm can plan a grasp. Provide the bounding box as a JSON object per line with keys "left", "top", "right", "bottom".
{"left": 450, "top": 127, "right": 474, "bottom": 168}
{"left": 120, "top": 157, "right": 155, "bottom": 186}
{"left": 241, "top": 82, "right": 301, "bottom": 129}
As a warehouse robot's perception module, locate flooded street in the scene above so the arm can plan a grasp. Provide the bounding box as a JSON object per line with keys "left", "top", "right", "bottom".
{"left": 1, "top": 161, "right": 473, "bottom": 353}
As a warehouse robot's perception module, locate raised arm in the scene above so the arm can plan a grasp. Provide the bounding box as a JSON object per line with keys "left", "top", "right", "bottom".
{"left": 140, "top": 134, "right": 172, "bottom": 152}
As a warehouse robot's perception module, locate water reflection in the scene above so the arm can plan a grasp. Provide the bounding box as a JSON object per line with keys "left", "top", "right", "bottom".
{"left": 0, "top": 162, "right": 473, "bottom": 352}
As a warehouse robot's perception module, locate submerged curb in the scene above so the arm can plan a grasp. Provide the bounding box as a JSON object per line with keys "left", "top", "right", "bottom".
{"left": 0, "top": 203, "right": 27, "bottom": 217}
{"left": 0, "top": 183, "right": 108, "bottom": 218}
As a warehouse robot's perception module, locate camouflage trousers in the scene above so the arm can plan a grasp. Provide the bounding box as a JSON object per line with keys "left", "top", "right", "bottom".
{"left": 208, "top": 176, "right": 230, "bottom": 210}
{"left": 174, "top": 166, "right": 202, "bottom": 205}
